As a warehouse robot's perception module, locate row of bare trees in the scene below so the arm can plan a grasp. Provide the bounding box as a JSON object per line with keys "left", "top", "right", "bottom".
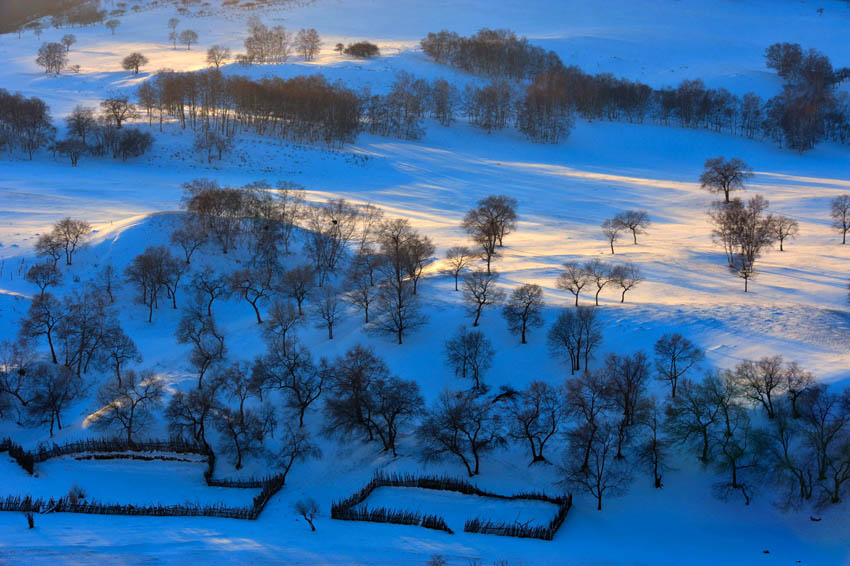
{"left": 422, "top": 30, "right": 850, "bottom": 152}
{"left": 237, "top": 17, "right": 321, "bottom": 64}
{"left": 137, "top": 69, "right": 361, "bottom": 148}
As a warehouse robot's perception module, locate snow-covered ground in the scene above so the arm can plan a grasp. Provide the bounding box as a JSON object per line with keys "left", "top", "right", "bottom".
{"left": 0, "top": 0, "right": 849, "bottom": 564}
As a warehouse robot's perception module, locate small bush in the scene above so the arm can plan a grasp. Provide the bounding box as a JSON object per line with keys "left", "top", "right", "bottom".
{"left": 344, "top": 42, "right": 380, "bottom": 58}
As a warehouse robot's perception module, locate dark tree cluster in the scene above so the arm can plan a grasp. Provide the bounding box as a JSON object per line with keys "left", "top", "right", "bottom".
{"left": 36, "top": 42, "right": 69, "bottom": 75}
{"left": 10, "top": 276, "right": 141, "bottom": 437}
{"left": 0, "top": 89, "right": 55, "bottom": 159}
{"left": 421, "top": 29, "right": 561, "bottom": 81}
{"left": 343, "top": 41, "right": 380, "bottom": 58}
{"left": 55, "top": 100, "right": 154, "bottom": 166}
{"left": 138, "top": 69, "right": 361, "bottom": 148}
{"left": 763, "top": 43, "right": 850, "bottom": 151}
{"left": 422, "top": 30, "right": 850, "bottom": 152}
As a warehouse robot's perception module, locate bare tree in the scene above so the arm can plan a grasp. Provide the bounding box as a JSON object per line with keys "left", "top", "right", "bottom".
{"left": 711, "top": 400, "right": 761, "bottom": 505}
{"left": 322, "top": 345, "right": 383, "bottom": 442}
{"left": 419, "top": 390, "right": 505, "bottom": 476}
{"left": 557, "top": 262, "right": 589, "bottom": 306}
{"left": 482, "top": 195, "right": 518, "bottom": 247}
{"left": 564, "top": 369, "right": 612, "bottom": 471}
{"left": 709, "top": 195, "right": 776, "bottom": 290}
{"left": 281, "top": 265, "right": 314, "bottom": 316}
{"left": 700, "top": 157, "right": 753, "bottom": 203}
{"left": 344, "top": 258, "right": 378, "bottom": 324}
{"left": 797, "top": 387, "right": 850, "bottom": 503}
{"left": 601, "top": 219, "right": 622, "bottom": 254}
{"left": 100, "top": 96, "right": 135, "bottom": 129}
{"left": 60, "top": 34, "right": 76, "bottom": 52}
{"left": 444, "top": 326, "right": 494, "bottom": 392}
{"left": 772, "top": 215, "right": 799, "bottom": 251}
{"left": 214, "top": 402, "right": 275, "bottom": 470}
{"left": 562, "top": 419, "right": 632, "bottom": 510}
{"left": 294, "top": 28, "right": 321, "bottom": 61}
{"left": 831, "top": 195, "right": 850, "bottom": 244}
{"left": 278, "top": 422, "right": 321, "bottom": 482}
{"left": 36, "top": 42, "right": 67, "bottom": 75}
{"left": 370, "top": 375, "right": 424, "bottom": 456}
{"left": 65, "top": 106, "right": 97, "bottom": 143}
{"left": 91, "top": 264, "right": 119, "bottom": 304}
{"left": 19, "top": 294, "right": 62, "bottom": 364}
{"left": 189, "top": 267, "right": 228, "bottom": 316}
{"left": 322, "top": 345, "right": 421, "bottom": 455}
{"left": 505, "top": 381, "right": 563, "bottom": 464}
{"left": 171, "top": 220, "right": 208, "bottom": 264}
{"left": 52, "top": 217, "right": 92, "bottom": 265}
{"left": 727, "top": 356, "right": 786, "bottom": 419}
{"left": 612, "top": 210, "right": 651, "bottom": 244}
{"left": 502, "top": 283, "right": 544, "bottom": 344}
{"left": 636, "top": 396, "right": 671, "bottom": 488}
{"left": 403, "top": 234, "right": 435, "bottom": 295}
{"left": 262, "top": 300, "right": 303, "bottom": 354}
{"left": 97, "top": 324, "right": 141, "bottom": 385}
{"left": 92, "top": 369, "right": 165, "bottom": 443}
{"left": 56, "top": 138, "right": 87, "bottom": 166}
{"left": 0, "top": 340, "right": 36, "bottom": 415}
{"left": 167, "top": 18, "right": 180, "bottom": 48}
{"left": 783, "top": 362, "right": 815, "bottom": 419}
{"left": 229, "top": 265, "right": 278, "bottom": 324}
{"left": 26, "top": 263, "right": 63, "bottom": 297}
{"left": 252, "top": 338, "right": 322, "bottom": 426}
{"left": 295, "top": 498, "right": 319, "bottom": 531}
{"left": 603, "top": 351, "right": 651, "bottom": 458}
{"left": 206, "top": 45, "right": 231, "bottom": 69}
{"left": 462, "top": 270, "right": 504, "bottom": 327}
{"left": 763, "top": 408, "right": 815, "bottom": 507}
{"left": 443, "top": 246, "right": 473, "bottom": 291}
{"left": 25, "top": 362, "right": 84, "bottom": 437}
{"left": 179, "top": 29, "right": 198, "bottom": 50}
{"left": 124, "top": 246, "right": 168, "bottom": 322}
{"left": 161, "top": 251, "right": 187, "bottom": 310}
{"left": 610, "top": 263, "right": 642, "bottom": 303}
{"left": 312, "top": 285, "right": 344, "bottom": 340}
{"left": 121, "top": 52, "right": 149, "bottom": 75}
{"left": 370, "top": 220, "right": 427, "bottom": 344}
{"left": 35, "top": 233, "right": 63, "bottom": 268}
{"left": 106, "top": 19, "right": 121, "bottom": 35}
{"left": 176, "top": 302, "right": 226, "bottom": 388}
{"left": 166, "top": 378, "right": 222, "bottom": 447}
{"left": 583, "top": 258, "right": 611, "bottom": 306}
{"left": 53, "top": 290, "right": 110, "bottom": 377}
{"left": 665, "top": 375, "right": 723, "bottom": 463}
{"left": 653, "top": 333, "right": 704, "bottom": 398}
{"left": 547, "top": 306, "right": 602, "bottom": 375}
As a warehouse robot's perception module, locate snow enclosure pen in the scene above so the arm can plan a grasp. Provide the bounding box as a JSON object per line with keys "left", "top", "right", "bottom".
{"left": 0, "top": 437, "right": 283, "bottom": 519}
{"left": 331, "top": 472, "right": 571, "bottom": 539}
{"left": 1, "top": 0, "right": 850, "bottom": 564}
